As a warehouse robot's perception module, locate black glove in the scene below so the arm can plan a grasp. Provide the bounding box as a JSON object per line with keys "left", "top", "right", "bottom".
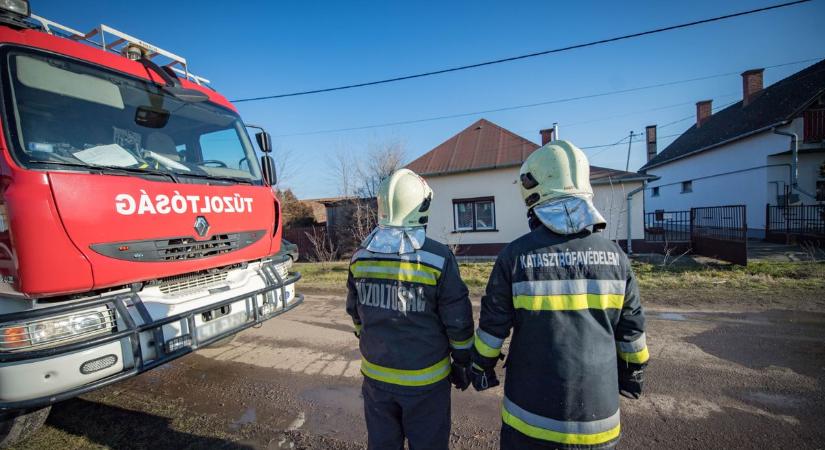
{"left": 450, "top": 361, "right": 472, "bottom": 391}
{"left": 618, "top": 362, "right": 646, "bottom": 399}
{"left": 471, "top": 364, "right": 500, "bottom": 391}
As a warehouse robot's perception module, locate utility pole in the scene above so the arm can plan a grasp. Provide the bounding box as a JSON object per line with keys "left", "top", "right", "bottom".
{"left": 625, "top": 131, "right": 635, "bottom": 172}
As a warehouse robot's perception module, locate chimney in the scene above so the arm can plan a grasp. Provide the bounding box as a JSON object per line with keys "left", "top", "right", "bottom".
{"left": 645, "top": 125, "right": 657, "bottom": 161}
{"left": 696, "top": 100, "right": 712, "bottom": 128}
{"left": 540, "top": 127, "right": 556, "bottom": 145}
{"left": 741, "top": 68, "right": 764, "bottom": 106}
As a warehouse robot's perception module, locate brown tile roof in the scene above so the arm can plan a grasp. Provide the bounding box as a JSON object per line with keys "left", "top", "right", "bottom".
{"left": 407, "top": 118, "right": 652, "bottom": 183}
{"left": 406, "top": 119, "right": 539, "bottom": 176}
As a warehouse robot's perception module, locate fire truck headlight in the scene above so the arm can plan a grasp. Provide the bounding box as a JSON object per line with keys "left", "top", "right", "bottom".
{"left": 0, "top": 307, "right": 114, "bottom": 351}
{"left": 0, "top": 0, "right": 30, "bottom": 17}
{"left": 29, "top": 311, "right": 109, "bottom": 345}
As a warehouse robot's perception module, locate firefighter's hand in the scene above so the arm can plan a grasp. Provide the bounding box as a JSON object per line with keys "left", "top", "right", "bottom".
{"left": 450, "top": 361, "right": 472, "bottom": 391}
{"left": 471, "top": 364, "right": 499, "bottom": 392}
{"left": 618, "top": 363, "right": 645, "bottom": 399}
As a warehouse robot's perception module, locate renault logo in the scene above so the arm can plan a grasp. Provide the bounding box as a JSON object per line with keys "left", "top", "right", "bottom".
{"left": 194, "top": 216, "right": 210, "bottom": 237}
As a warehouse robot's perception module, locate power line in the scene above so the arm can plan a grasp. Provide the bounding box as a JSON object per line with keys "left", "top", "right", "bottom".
{"left": 585, "top": 132, "right": 683, "bottom": 159}
{"left": 232, "top": 0, "right": 813, "bottom": 103}
{"left": 659, "top": 99, "right": 739, "bottom": 129}
{"left": 272, "top": 58, "right": 820, "bottom": 138}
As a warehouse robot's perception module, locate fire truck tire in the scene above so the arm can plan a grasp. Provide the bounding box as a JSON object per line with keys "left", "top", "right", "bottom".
{"left": 0, "top": 406, "right": 51, "bottom": 448}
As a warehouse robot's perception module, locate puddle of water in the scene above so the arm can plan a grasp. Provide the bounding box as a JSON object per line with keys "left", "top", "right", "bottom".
{"left": 657, "top": 312, "right": 688, "bottom": 321}
{"left": 301, "top": 385, "right": 362, "bottom": 413}
{"left": 230, "top": 407, "right": 257, "bottom": 431}
{"left": 299, "top": 385, "right": 364, "bottom": 442}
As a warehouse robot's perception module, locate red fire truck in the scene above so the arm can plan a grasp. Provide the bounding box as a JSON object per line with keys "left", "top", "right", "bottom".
{"left": 0, "top": 1, "right": 302, "bottom": 445}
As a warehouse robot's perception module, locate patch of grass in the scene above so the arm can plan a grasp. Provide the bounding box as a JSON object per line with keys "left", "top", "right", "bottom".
{"left": 296, "top": 260, "right": 825, "bottom": 298}
{"left": 294, "top": 262, "right": 350, "bottom": 291}
{"left": 632, "top": 260, "right": 825, "bottom": 291}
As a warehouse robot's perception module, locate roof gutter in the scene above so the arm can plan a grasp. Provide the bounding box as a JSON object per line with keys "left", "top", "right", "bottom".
{"left": 591, "top": 174, "right": 658, "bottom": 185}
{"left": 771, "top": 127, "right": 817, "bottom": 200}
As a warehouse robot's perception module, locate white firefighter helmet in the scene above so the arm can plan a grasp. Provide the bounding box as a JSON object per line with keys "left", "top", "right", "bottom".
{"left": 519, "top": 140, "right": 593, "bottom": 209}
{"left": 376, "top": 169, "right": 433, "bottom": 228}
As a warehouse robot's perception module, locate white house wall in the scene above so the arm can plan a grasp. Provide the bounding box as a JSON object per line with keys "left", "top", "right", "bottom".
{"left": 592, "top": 181, "right": 645, "bottom": 242}
{"left": 424, "top": 168, "right": 528, "bottom": 247}
{"left": 767, "top": 152, "right": 825, "bottom": 202}
{"left": 423, "top": 167, "right": 644, "bottom": 248}
{"left": 644, "top": 129, "right": 794, "bottom": 232}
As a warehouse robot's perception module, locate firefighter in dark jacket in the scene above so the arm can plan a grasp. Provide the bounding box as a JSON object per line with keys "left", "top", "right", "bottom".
{"left": 471, "top": 141, "right": 649, "bottom": 450}
{"left": 347, "top": 169, "right": 474, "bottom": 450}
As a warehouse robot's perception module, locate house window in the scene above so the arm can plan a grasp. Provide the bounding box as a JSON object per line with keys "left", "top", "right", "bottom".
{"left": 453, "top": 197, "right": 496, "bottom": 231}
{"left": 803, "top": 108, "right": 825, "bottom": 143}
{"left": 681, "top": 181, "right": 693, "bottom": 193}
{"left": 652, "top": 187, "right": 660, "bottom": 197}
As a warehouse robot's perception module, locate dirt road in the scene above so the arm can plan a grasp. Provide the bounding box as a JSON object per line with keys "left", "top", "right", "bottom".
{"left": 15, "top": 291, "right": 825, "bottom": 449}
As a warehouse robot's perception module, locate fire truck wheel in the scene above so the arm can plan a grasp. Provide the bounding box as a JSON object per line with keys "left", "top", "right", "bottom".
{"left": 208, "top": 334, "right": 238, "bottom": 348}
{"left": 0, "top": 406, "right": 51, "bottom": 448}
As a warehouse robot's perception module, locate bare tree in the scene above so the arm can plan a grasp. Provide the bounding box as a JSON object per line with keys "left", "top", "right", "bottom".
{"left": 269, "top": 144, "right": 300, "bottom": 190}
{"left": 328, "top": 149, "right": 357, "bottom": 197}
{"left": 329, "top": 139, "right": 407, "bottom": 199}
{"left": 350, "top": 200, "right": 377, "bottom": 247}
{"left": 324, "top": 140, "right": 406, "bottom": 256}
{"left": 355, "top": 139, "right": 406, "bottom": 198}
{"left": 305, "top": 226, "right": 337, "bottom": 263}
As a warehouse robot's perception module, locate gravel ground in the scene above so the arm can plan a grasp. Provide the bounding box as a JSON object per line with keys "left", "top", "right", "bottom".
{"left": 11, "top": 286, "right": 825, "bottom": 449}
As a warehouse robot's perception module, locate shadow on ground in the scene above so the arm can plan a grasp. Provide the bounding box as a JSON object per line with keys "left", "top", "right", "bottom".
{"left": 46, "top": 398, "right": 252, "bottom": 449}
{"left": 686, "top": 309, "right": 825, "bottom": 378}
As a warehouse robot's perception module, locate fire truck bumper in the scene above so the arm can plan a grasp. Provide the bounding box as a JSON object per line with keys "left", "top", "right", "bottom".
{"left": 0, "top": 257, "right": 302, "bottom": 411}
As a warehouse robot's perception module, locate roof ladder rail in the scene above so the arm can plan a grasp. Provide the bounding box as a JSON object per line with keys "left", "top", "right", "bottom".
{"left": 27, "top": 14, "right": 210, "bottom": 86}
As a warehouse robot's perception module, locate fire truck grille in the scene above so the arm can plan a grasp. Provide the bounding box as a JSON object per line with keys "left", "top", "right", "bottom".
{"left": 158, "top": 271, "right": 229, "bottom": 295}
{"left": 90, "top": 230, "right": 266, "bottom": 262}
{"left": 161, "top": 235, "right": 235, "bottom": 261}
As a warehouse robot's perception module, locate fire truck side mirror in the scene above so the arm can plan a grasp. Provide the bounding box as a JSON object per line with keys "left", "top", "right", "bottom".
{"left": 260, "top": 155, "right": 277, "bottom": 186}
{"left": 255, "top": 131, "right": 272, "bottom": 153}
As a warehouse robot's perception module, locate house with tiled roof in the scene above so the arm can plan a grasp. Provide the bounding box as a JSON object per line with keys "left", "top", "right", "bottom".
{"left": 406, "top": 119, "right": 652, "bottom": 256}
{"left": 641, "top": 60, "right": 825, "bottom": 238}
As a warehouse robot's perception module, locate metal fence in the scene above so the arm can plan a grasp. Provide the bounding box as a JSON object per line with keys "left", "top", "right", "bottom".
{"left": 644, "top": 210, "right": 691, "bottom": 242}
{"left": 766, "top": 204, "right": 825, "bottom": 236}
{"left": 691, "top": 205, "right": 748, "bottom": 241}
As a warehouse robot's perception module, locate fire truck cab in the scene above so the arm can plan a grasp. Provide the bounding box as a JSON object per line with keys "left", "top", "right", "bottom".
{"left": 0, "top": 1, "right": 302, "bottom": 445}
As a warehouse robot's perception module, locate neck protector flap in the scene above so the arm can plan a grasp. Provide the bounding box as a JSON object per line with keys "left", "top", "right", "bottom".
{"left": 533, "top": 196, "right": 607, "bottom": 235}
{"left": 362, "top": 226, "right": 426, "bottom": 254}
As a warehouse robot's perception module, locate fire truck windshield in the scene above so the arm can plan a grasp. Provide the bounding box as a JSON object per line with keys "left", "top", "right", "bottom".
{"left": 2, "top": 49, "right": 262, "bottom": 184}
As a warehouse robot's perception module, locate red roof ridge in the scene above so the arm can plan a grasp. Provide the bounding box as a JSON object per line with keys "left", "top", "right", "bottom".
{"left": 406, "top": 118, "right": 540, "bottom": 176}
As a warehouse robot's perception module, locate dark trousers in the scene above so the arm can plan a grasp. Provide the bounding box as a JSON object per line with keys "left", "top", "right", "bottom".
{"left": 500, "top": 423, "right": 619, "bottom": 450}
{"left": 362, "top": 379, "right": 451, "bottom": 450}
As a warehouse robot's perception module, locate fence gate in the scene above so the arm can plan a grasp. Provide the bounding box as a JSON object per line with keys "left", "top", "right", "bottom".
{"left": 690, "top": 205, "right": 748, "bottom": 265}
{"left": 765, "top": 204, "right": 825, "bottom": 244}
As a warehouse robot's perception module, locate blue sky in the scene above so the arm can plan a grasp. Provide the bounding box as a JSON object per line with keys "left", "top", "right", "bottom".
{"left": 35, "top": 0, "right": 825, "bottom": 198}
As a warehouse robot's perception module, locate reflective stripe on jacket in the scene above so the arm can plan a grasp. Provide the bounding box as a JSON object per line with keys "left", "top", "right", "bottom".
{"left": 346, "top": 238, "right": 473, "bottom": 391}
{"left": 476, "top": 226, "right": 647, "bottom": 449}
